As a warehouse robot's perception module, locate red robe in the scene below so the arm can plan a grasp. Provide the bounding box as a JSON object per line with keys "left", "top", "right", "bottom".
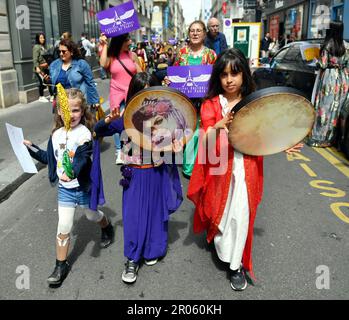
{"left": 187, "top": 96, "right": 264, "bottom": 277}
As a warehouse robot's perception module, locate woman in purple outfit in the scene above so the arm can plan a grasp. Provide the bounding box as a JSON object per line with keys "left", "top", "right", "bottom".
{"left": 94, "top": 72, "right": 183, "bottom": 284}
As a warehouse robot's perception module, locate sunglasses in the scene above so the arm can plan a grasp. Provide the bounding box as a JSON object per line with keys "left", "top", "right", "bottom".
{"left": 59, "top": 49, "right": 69, "bottom": 54}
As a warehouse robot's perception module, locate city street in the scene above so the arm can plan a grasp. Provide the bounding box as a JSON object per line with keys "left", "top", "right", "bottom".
{"left": 0, "top": 87, "right": 348, "bottom": 299}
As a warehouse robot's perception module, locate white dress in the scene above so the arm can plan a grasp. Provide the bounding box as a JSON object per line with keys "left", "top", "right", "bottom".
{"left": 213, "top": 95, "right": 250, "bottom": 271}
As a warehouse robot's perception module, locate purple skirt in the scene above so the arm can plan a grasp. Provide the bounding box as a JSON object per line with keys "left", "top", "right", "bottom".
{"left": 122, "top": 164, "right": 183, "bottom": 263}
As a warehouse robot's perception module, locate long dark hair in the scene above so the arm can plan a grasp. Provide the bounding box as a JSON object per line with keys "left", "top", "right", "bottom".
{"left": 206, "top": 48, "right": 255, "bottom": 100}
{"left": 321, "top": 21, "right": 345, "bottom": 57}
{"left": 59, "top": 39, "right": 82, "bottom": 59}
{"left": 35, "top": 32, "right": 46, "bottom": 45}
{"left": 107, "top": 33, "right": 130, "bottom": 58}
{"left": 126, "top": 72, "right": 160, "bottom": 102}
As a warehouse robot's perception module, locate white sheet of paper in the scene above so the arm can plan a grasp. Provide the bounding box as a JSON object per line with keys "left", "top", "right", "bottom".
{"left": 6, "top": 123, "right": 38, "bottom": 174}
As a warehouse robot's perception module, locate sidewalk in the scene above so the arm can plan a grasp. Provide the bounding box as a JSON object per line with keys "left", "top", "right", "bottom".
{"left": 0, "top": 78, "right": 111, "bottom": 203}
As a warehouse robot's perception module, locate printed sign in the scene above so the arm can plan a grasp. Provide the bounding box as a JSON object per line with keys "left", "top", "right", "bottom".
{"left": 97, "top": 1, "right": 140, "bottom": 38}
{"left": 6, "top": 123, "right": 38, "bottom": 174}
{"left": 300, "top": 44, "right": 320, "bottom": 61}
{"left": 168, "top": 65, "right": 213, "bottom": 98}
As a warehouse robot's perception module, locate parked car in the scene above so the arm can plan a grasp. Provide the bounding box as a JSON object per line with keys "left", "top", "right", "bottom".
{"left": 252, "top": 40, "right": 349, "bottom": 158}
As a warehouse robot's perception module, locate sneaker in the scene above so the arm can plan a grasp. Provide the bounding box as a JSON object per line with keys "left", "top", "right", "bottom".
{"left": 38, "top": 96, "right": 49, "bottom": 103}
{"left": 122, "top": 260, "right": 139, "bottom": 284}
{"left": 144, "top": 258, "right": 158, "bottom": 266}
{"left": 230, "top": 268, "right": 247, "bottom": 291}
{"left": 47, "top": 260, "right": 70, "bottom": 286}
{"left": 49, "top": 96, "right": 55, "bottom": 102}
{"left": 100, "top": 221, "right": 114, "bottom": 248}
{"left": 115, "top": 150, "right": 124, "bottom": 165}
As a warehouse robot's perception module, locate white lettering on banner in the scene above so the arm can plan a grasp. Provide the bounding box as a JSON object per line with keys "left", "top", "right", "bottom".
{"left": 275, "top": 1, "right": 284, "bottom": 9}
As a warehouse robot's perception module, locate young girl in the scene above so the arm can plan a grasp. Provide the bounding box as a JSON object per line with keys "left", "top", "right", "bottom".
{"left": 94, "top": 72, "right": 183, "bottom": 284}
{"left": 24, "top": 88, "right": 114, "bottom": 286}
{"left": 187, "top": 48, "right": 302, "bottom": 291}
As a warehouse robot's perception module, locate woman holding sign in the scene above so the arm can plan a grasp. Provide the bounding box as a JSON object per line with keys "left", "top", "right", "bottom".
{"left": 170, "top": 20, "right": 217, "bottom": 177}
{"left": 99, "top": 33, "right": 142, "bottom": 164}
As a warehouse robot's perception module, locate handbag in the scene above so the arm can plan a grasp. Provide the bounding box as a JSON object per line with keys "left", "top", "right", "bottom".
{"left": 117, "top": 57, "right": 135, "bottom": 77}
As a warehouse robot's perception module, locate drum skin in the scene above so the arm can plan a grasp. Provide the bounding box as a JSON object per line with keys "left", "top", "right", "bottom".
{"left": 124, "top": 86, "right": 197, "bottom": 152}
{"left": 228, "top": 87, "right": 315, "bottom": 156}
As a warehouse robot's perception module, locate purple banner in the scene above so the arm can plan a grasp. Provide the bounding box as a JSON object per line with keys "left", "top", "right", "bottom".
{"left": 168, "top": 65, "right": 213, "bottom": 98}
{"left": 96, "top": 1, "right": 140, "bottom": 38}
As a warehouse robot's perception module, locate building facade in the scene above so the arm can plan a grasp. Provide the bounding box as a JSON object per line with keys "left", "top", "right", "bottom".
{"left": 262, "top": 0, "right": 349, "bottom": 41}
{"left": 1, "top": 0, "right": 156, "bottom": 108}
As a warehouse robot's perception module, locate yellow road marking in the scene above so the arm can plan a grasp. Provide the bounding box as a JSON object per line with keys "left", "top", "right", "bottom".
{"left": 299, "top": 163, "right": 317, "bottom": 177}
{"left": 327, "top": 147, "right": 349, "bottom": 165}
{"left": 312, "top": 147, "right": 349, "bottom": 179}
{"left": 330, "top": 203, "right": 349, "bottom": 224}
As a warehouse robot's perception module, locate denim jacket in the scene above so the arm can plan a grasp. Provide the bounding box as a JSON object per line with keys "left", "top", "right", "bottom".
{"left": 50, "top": 58, "right": 99, "bottom": 105}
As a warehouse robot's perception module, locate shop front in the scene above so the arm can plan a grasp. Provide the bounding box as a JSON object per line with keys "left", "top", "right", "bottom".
{"left": 263, "top": 0, "right": 309, "bottom": 41}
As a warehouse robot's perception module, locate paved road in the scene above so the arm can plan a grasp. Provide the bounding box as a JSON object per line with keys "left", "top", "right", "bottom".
{"left": 0, "top": 137, "right": 348, "bottom": 300}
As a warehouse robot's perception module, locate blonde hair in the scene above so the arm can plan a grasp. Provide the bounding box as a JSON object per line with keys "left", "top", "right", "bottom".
{"left": 53, "top": 88, "right": 95, "bottom": 133}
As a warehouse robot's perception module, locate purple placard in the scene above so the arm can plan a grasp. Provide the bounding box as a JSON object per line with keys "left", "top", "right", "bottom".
{"left": 168, "top": 65, "right": 213, "bottom": 98}
{"left": 96, "top": 1, "right": 140, "bottom": 38}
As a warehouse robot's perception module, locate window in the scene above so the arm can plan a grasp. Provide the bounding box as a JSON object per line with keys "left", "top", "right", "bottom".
{"left": 285, "top": 5, "right": 304, "bottom": 40}
{"left": 82, "top": 0, "right": 102, "bottom": 38}
{"left": 42, "top": 0, "right": 60, "bottom": 47}
{"left": 283, "top": 45, "right": 301, "bottom": 63}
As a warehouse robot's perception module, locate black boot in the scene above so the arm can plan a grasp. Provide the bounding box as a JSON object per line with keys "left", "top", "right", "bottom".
{"left": 100, "top": 221, "right": 114, "bottom": 248}
{"left": 47, "top": 260, "right": 70, "bottom": 286}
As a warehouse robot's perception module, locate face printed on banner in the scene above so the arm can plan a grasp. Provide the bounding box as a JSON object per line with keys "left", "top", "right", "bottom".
{"left": 131, "top": 98, "right": 187, "bottom": 149}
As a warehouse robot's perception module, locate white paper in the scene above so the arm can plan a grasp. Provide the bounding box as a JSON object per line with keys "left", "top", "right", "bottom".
{"left": 6, "top": 123, "right": 38, "bottom": 174}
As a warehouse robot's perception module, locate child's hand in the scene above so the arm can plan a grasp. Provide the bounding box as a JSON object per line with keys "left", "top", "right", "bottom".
{"left": 285, "top": 142, "right": 304, "bottom": 154}
{"left": 60, "top": 172, "right": 72, "bottom": 182}
{"left": 105, "top": 107, "right": 122, "bottom": 124}
{"left": 213, "top": 113, "right": 234, "bottom": 133}
{"left": 23, "top": 139, "right": 33, "bottom": 147}
{"left": 162, "top": 76, "right": 171, "bottom": 86}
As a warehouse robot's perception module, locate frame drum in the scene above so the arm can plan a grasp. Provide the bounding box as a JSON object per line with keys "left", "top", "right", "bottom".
{"left": 124, "top": 86, "right": 197, "bottom": 152}
{"left": 228, "top": 87, "right": 315, "bottom": 156}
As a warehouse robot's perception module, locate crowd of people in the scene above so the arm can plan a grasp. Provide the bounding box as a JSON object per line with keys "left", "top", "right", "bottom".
{"left": 27, "top": 17, "right": 348, "bottom": 292}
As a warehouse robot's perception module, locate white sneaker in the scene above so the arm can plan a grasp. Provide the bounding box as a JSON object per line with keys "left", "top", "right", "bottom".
{"left": 38, "top": 96, "right": 49, "bottom": 103}
{"left": 49, "top": 96, "right": 55, "bottom": 102}
{"left": 144, "top": 258, "right": 158, "bottom": 266}
{"left": 115, "top": 150, "right": 124, "bottom": 165}
{"left": 122, "top": 260, "right": 139, "bottom": 284}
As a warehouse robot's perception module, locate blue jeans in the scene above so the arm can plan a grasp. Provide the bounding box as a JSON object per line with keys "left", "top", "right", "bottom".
{"left": 113, "top": 101, "right": 126, "bottom": 151}
{"left": 58, "top": 186, "right": 90, "bottom": 208}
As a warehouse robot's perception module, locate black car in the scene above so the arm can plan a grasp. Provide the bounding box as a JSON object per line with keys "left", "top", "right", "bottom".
{"left": 252, "top": 41, "right": 319, "bottom": 100}
{"left": 252, "top": 41, "right": 349, "bottom": 158}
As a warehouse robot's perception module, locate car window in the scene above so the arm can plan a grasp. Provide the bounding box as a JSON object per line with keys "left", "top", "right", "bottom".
{"left": 273, "top": 48, "right": 289, "bottom": 63}
{"left": 283, "top": 45, "right": 301, "bottom": 63}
